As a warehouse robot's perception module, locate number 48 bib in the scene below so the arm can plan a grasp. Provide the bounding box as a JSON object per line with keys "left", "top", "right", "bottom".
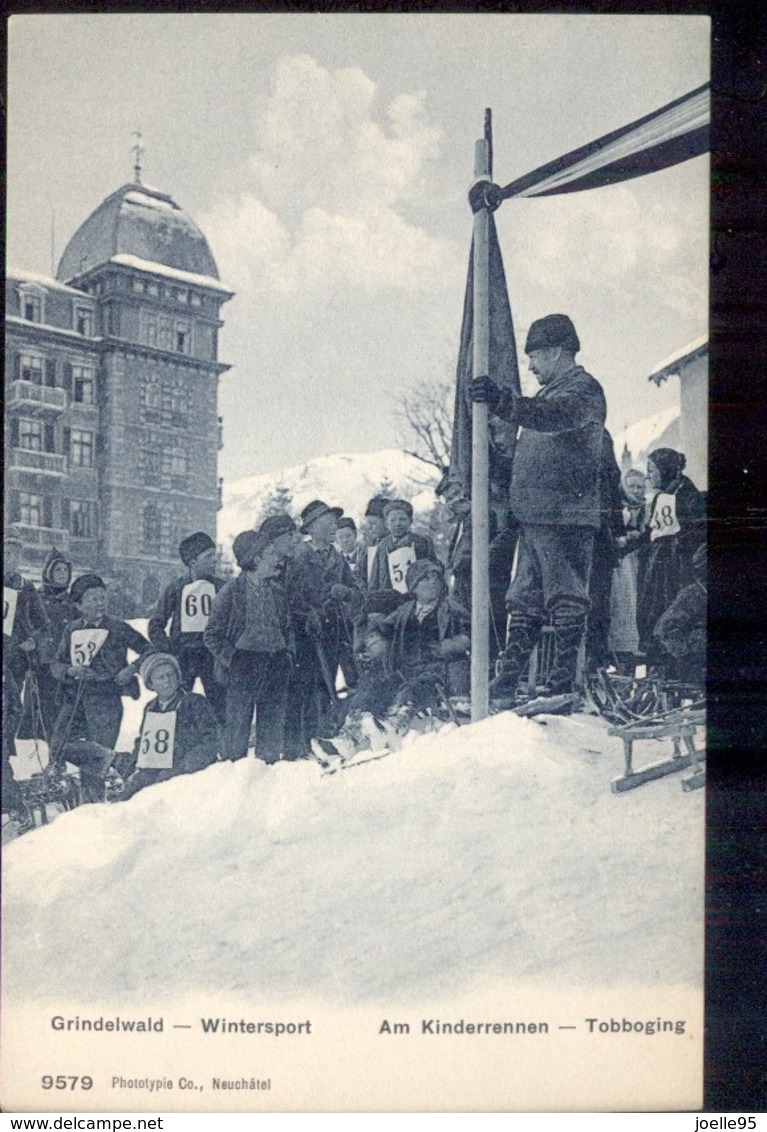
{"left": 180, "top": 580, "right": 216, "bottom": 633}
{"left": 649, "top": 492, "right": 681, "bottom": 541}
{"left": 137, "top": 710, "right": 177, "bottom": 770}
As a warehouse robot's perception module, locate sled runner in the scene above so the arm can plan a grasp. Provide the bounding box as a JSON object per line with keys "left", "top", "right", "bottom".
{"left": 586, "top": 669, "right": 705, "bottom": 792}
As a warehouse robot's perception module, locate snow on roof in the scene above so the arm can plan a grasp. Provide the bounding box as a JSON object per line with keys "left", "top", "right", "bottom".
{"left": 5, "top": 315, "right": 103, "bottom": 343}
{"left": 109, "top": 254, "right": 233, "bottom": 294}
{"left": 612, "top": 405, "right": 681, "bottom": 464}
{"left": 6, "top": 267, "right": 88, "bottom": 297}
{"left": 648, "top": 335, "right": 708, "bottom": 385}
{"left": 123, "top": 190, "right": 180, "bottom": 213}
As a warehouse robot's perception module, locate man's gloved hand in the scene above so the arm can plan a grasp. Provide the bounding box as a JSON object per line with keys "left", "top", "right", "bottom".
{"left": 469, "top": 181, "right": 503, "bottom": 214}
{"left": 469, "top": 375, "right": 501, "bottom": 406}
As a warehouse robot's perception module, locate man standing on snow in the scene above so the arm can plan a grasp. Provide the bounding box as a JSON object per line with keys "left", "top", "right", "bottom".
{"left": 470, "top": 314, "right": 607, "bottom": 706}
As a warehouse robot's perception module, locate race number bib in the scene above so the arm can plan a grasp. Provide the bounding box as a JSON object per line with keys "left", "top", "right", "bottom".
{"left": 136, "top": 710, "right": 177, "bottom": 770}
{"left": 366, "top": 546, "right": 377, "bottom": 584}
{"left": 179, "top": 580, "right": 216, "bottom": 633}
{"left": 387, "top": 546, "right": 417, "bottom": 593}
{"left": 649, "top": 492, "right": 681, "bottom": 542}
{"left": 3, "top": 587, "right": 18, "bottom": 637}
{"left": 70, "top": 627, "right": 109, "bottom": 667}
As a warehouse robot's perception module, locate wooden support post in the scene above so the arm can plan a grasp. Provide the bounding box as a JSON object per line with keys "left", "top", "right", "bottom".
{"left": 470, "top": 112, "right": 492, "bottom": 723}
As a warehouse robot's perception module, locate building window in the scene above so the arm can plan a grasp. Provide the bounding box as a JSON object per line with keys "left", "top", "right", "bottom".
{"left": 145, "top": 376, "right": 162, "bottom": 412}
{"left": 162, "top": 447, "right": 187, "bottom": 478}
{"left": 190, "top": 293, "right": 202, "bottom": 308}
{"left": 70, "top": 500, "right": 95, "bottom": 538}
{"left": 175, "top": 321, "right": 191, "bottom": 354}
{"left": 142, "top": 312, "right": 158, "bottom": 347}
{"left": 75, "top": 307, "right": 93, "bottom": 336}
{"left": 20, "top": 353, "right": 45, "bottom": 384}
{"left": 147, "top": 282, "right": 160, "bottom": 298}
{"left": 70, "top": 429, "right": 94, "bottom": 468}
{"left": 143, "top": 447, "right": 162, "bottom": 484}
{"left": 18, "top": 492, "right": 43, "bottom": 527}
{"left": 158, "top": 317, "right": 173, "bottom": 351}
{"left": 18, "top": 419, "right": 43, "bottom": 451}
{"left": 73, "top": 366, "right": 95, "bottom": 405}
{"left": 23, "top": 294, "right": 42, "bottom": 321}
{"left": 132, "top": 278, "right": 145, "bottom": 294}
{"left": 142, "top": 506, "right": 162, "bottom": 555}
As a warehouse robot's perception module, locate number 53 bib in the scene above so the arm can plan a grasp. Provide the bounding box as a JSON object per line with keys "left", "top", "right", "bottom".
{"left": 69, "top": 627, "right": 109, "bottom": 667}
{"left": 387, "top": 546, "right": 417, "bottom": 593}
{"left": 180, "top": 579, "right": 216, "bottom": 633}
{"left": 137, "top": 710, "right": 177, "bottom": 770}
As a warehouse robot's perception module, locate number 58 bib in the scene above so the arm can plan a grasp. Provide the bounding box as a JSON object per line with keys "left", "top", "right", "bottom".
{"left": 180, "top": 579, "right": 216, "bottom": 633}
{"left": 137, "top": 710, "right": 177, "bottom": 770}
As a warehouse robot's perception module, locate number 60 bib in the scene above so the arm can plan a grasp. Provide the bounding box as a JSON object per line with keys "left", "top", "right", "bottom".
{"left": 180, "top": 579, "right": 216, "bottom": 633}
{"left": 137, "top": 710, "right": 177, "bottom": 770}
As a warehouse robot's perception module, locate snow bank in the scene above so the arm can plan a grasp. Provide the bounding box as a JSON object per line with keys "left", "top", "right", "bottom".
{"left": 3, "top": 709, "right": 703, "bottom": 1006}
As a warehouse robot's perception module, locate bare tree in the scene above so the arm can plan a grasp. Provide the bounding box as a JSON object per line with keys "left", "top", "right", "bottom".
{"left": 395, "top": 378, "right": 453, "bottom": 475}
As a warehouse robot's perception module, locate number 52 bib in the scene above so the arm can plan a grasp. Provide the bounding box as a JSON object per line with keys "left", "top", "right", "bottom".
{"left": 70, "top": 627, "right": 109, "bottom": 667}
{"left": 387, "top": 546, "right": 417, "bottom": 594}
{"left": 180, "top": 579, "right": 216, "bottom": 633}
{"left": 137, "top": 710, "right": 177, "bottom": 770}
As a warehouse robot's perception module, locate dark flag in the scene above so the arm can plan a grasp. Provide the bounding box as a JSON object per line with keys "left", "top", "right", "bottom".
{"left": 449, "top": 211, "right": 520, "bottom": 520}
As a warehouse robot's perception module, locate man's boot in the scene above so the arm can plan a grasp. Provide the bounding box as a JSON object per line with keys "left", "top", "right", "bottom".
{"left": 547, "top": 604, "right": 588, "bottom": 698}
{"left": 489, "top": 614, "right": 542, "bottom": 702}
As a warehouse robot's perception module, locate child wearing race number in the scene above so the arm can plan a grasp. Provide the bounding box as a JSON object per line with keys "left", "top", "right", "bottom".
{"left": 120, "top": 652, "right": 218, "bottom": 800}
{"left": 367, "top": 500, "right": 439, "bottom": 615}
{"left": 50, "top": 574, "right": 151, "bottom": 800}
{"left": 148, "top": 532, "right": 227, "bottom": 724}
{"left": 636, "top": 449, "right": 706, "bottom": 669}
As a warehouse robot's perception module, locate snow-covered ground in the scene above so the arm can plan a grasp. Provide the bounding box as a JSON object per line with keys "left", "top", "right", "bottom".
{"left": 3, "top": 689, "right": 704, "bottom": 1006}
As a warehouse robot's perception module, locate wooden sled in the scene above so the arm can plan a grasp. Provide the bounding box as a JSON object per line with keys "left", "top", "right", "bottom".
{"left": 608, "top": 709, "right": 706, "bottom": 793}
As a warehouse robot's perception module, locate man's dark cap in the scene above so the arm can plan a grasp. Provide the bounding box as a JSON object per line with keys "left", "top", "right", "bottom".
{"left": 525, "top": 314, "right": 580, "bottom": 354}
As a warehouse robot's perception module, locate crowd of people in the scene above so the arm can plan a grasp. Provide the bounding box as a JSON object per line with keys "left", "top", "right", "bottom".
{"left": 3, "top": 312, "right": 706, "bottom": 818}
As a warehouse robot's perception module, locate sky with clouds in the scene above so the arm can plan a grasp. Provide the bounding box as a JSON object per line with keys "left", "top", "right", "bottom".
{"left": 7, "top": 13, "right": 710, "bottom": 481}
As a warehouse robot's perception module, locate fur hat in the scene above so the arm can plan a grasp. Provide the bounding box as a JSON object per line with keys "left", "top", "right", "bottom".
{"left": 258, "top": 514, "right": 297, "bottom": 541}
{"left": 300, "top": 500, "right": 343, "bottom": 534}
{"left": 383, "top": 499, "right": 413, "bottom": 521}
{"left": 178, "top": 531, "right": 216, "bottom": 566}
{"left": 364, "top": 495, "right": 391, "bottom": 519}
{"left": 140, "top": 651, "right": 182, "bottom": 692}
{"left": 336, "top": 516, "right": 357, "bottom": 534}
{"left": 70, "top": 574, "right": 106, "bottom": 605}
{"left": 42, "top": 546, "right": 72, "bottom": 589}
{"left": 525, "top": 314, "right": 580, "bottom": 354}
{"left": 648, "top": 447, "right": 686, "bottom": 486}
{"left": 232, "top": 529, "right": 271, "bottom": 569}
{"left": 406, "top": 559, "right": 444, "bottom": 594}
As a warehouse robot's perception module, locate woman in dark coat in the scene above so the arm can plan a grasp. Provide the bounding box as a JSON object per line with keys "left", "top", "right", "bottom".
{"left": 636, "top": 448, "right": 705, "bottom": 663}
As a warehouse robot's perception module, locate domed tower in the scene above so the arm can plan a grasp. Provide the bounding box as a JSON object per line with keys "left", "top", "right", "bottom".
{"left": 52, "top": 181, "right": 233, "bottom": 612}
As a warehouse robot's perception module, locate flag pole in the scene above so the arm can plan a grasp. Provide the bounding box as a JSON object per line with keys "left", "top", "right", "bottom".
{"left": 470, "top": 110, "right": 492, "bottom": 723}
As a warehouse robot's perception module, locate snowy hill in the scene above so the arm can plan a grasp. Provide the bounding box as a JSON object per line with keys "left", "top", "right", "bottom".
{"left": 4, "top": 707, "right": 703, "bottom": 1005}
{"left": 220, "top": 448, "right": 440, "bottom": 547}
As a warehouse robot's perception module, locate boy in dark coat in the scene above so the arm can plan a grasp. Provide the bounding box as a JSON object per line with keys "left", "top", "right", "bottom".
{"left": 3, "top": 527, "right": 49, "bottom": 687}
{"left": 283, "top": 501, "right": 363, "bottom": 759}
{"left": 355, "top": 495, "right": 390, "bottom": 590}
{"left": 148, "top": 532, "right": 227, "bottom": 723}
{"left": 50, "top": 574, "right": 151, "bottom": 800}
{"left": 120, "top": 652, "right": 219, "bottom": 799}
{"left": 204, "top": 530, "right": 293, "bottom": 763}
{"left": 312, "top": 560, "right": 469, "bottom": 766}
{"left": 367, "top": 499, "right": 439, "bottom": 613}
{"left": 29, "top": 547, "right": 78, "bottom": 738}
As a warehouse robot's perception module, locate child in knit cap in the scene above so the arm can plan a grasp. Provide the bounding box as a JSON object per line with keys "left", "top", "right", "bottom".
{"left": 120, "top": 651, "right": 219, "bottom": 800}
{"left": 366, "top": 499, "right": 439, "bottom": 614}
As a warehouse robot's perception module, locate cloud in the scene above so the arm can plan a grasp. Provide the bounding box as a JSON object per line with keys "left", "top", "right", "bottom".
{"left": 503, "top": 178, "right": 707, "bottom": 325}
{"left": 202, "top": 54, "right": 453, "bottom": 297}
